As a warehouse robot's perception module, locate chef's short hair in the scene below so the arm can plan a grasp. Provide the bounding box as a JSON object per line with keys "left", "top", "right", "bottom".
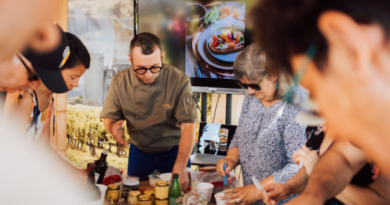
{"left": 129, "top": 32, "right": 163, "bottom": 56}
{"left": 233, "top": 44, "right": 291, "bottom": 99}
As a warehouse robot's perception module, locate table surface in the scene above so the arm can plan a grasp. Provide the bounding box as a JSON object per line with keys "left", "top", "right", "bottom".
{"left": 103, "top": 180, "right": 216, "bottom": 205}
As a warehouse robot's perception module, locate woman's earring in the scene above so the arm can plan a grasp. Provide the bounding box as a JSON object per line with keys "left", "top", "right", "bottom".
{"left": 276, "top": 83, "right": 278, "bottom": 89}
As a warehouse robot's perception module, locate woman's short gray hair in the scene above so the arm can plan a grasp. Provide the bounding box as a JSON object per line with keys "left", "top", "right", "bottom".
{"left": 233, "top": 44, "right": 291, "bottom": 99}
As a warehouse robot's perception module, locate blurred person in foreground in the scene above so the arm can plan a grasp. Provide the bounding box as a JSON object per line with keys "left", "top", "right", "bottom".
{"left": 2, "top": 32, "right": 89, "bottom": 178}
{"left": 252, "top": 0, "right": 390, "bottom": 203}
{"left": 100, "top": 33, "right": 198, "bottom": 191}
{"left": 215, "top": 44, "right": 307, "bottom": 205}
{"left": 3, "top": 32, "right": 89, "bottom": 143}
{"left": 0, "top": 0, "right": 57, "bottom": 63}
{"left": 262, "top": 125, "right": 390, "bottom": 205}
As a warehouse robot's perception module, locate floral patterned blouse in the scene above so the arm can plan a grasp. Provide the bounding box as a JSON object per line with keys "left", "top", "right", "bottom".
{"left": 229, "top": 92, "right": 307, "bottom": 205}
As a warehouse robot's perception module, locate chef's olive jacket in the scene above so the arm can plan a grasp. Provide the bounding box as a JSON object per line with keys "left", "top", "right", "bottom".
{"left": 100, "top": 64, "right": 199, "bottom": 153}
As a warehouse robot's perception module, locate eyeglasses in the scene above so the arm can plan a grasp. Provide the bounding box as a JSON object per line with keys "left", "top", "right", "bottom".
{"left": 131, "top": 58, "right": 163, "bottom": 74}
{"left": 237, "top": 74, "right": 268, "bottom": 91}
{"left": 282, "top": 44, "right": 325, "bottom": 124}
{"left": 17, "top": 54, "right": 39, "bottom": 81}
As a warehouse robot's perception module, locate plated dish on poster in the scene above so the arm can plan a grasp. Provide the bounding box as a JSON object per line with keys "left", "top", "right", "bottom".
{"left": 197, "top": 24, "right": 245, "bottom": 69}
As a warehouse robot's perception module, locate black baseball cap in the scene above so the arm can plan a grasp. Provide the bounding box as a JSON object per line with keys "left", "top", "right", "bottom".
{"left": 23, "top": 26, "right": 70, "bottom": 93}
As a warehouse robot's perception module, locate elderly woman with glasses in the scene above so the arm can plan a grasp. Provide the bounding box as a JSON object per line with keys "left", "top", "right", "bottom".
{"left": 216, "top": 44, "right": 308, "bottom": 205}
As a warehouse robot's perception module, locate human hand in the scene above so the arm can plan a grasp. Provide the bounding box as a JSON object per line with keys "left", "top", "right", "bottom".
{"left": 262, "top": 183, "right": 291, "bottom": 205}
{"left": 284, "top": 193, "right": 323, "bottom": 205}
{"left": 111, "top": 120, "right": 127, "bottom": 145}
{"left": 222, "top": 185, "right": 262, "bottom": 205}
{"left": 172, "top": 166, "right": 189, "bottom": 192}
{"left": 292, "top": 146, "right": 319, "bottom": 175}
{"left": 216, "top": 158, "right": 235, "bottom": 177}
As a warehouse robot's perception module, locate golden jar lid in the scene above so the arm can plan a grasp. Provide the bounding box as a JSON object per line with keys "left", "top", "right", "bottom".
{"left": 130, "top": 191, "right": 142, "bottom": 197}
{"left": 139, "top": 195, "right": 152, "bottom": 201}
{"left": 107, "top": 184, "right": 119, "bottom": 190}
{"left": 155, "top": 181, "right": 168, "bottom": 186}
{"left": 144, "top": 190, "right": 155, "bottom": 195}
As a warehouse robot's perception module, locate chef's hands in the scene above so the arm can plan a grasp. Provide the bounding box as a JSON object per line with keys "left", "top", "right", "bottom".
{"left": 222, "top": 185, "right": 262, "bottom": 205}
{"left": 216, "top": 158, "right": 235, "bottom": 177}
{"left": 262, "top": 183, "right": 292, "bottom": 205}
{"left": 292, "top": 146, "right": 319, "bottom": 176}
{"left": 172, "top": 166, "right": 189, "bottom": 192}
{"left": 110, "top": 120, "right": 127, "bottom": 145}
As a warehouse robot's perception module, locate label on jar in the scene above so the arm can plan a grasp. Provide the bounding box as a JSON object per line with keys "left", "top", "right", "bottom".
{"left": 155, "top": 185, "right": 169, "bottom": 199}
{"left": 169, "top": 196, "right": 181, "bottom": 205}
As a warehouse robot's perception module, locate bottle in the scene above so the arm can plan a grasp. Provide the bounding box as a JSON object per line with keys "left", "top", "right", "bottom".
{"left": 169, "top": 174, "right": 182, "bottom": 205}
{"left": 95, "top": 151, "right": 108, "bottom": 184}
{"left": 84, "top": 163, "right": 101, "bottom": 201}
{"left": 183, "top": 179, "right": 207, "bottom": 205}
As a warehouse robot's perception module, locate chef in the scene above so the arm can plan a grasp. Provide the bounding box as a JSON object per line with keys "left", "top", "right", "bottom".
{"left": 100, "top": 32, "right": 198, "bottom": 191}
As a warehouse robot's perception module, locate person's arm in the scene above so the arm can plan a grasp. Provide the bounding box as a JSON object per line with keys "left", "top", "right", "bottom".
{"left": 336, "top": 184, "right": 389, "bottom": 205}
{"left": 286, "top": 139, "right": 367, "bottom": 204}
{"left": 172, "top": 122, "right": 195, "bottom": 191}
{"left": 100, "top": 77, "right": 125, "bottom": 144}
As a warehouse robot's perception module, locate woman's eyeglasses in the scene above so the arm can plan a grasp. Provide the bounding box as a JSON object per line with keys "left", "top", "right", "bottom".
{"left": 237, "top": 74, "right": 268, "bottom": 91}
{"left": 131, "top": 58, "right": 163, "bottom": 74}
{"left": 17, "top": 55, "right": 39, "bottom": 81}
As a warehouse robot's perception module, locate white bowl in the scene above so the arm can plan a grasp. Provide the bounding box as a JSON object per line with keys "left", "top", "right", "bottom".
{"left": 160, "top": 173, "right": 172, "bottom": 182}
{"left": 148, "top": 175, "right": 161, "bottom": 187}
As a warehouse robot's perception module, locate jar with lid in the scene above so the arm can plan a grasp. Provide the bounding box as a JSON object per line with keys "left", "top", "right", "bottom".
{"left": 106, "top": 184, "right": 120, "bottom": 202}
{"left": 144, "top": 190, "right": 155, "bottom": 205}
{"left": 155, "top": 181, "right": 169, "bottom": 200}
{"left": 123, "top": 176, "right": 140, "bottom": 192}
{"left": 155, "top": 197, "right": 169, "bottom": 205}
{"left": 128, "top": 191, "right": 142, "bottom": 205}
{"left": 138, "top": 195, "right": 152, "bottom": 205}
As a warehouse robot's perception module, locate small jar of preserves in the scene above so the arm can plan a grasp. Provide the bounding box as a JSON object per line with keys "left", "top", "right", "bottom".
{"left": 144, "top": 190, "right": 155, "bottom": 205}
{"left": 106, "top": 184, "right": 120, "bottom": 202}
{"left": 123, "top": 176, "right": 140, "bottom": 192}
{"left": 138, "top": 195, "right": 152, "bottom": 205}
{"left": 155, "top": 181, "right": 169, "bottom": 200}
{"left": 155, "top": 198, "right": 169, "bottom": 205}
{"left": 128, "top": 191, "right": 142, "bottom": 205}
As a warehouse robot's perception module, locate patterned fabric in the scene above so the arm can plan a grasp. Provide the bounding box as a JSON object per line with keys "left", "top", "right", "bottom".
{"left": 229, "top": 91, "right": 307, "bottom": 205}
{"left": 22, "top": 90, "right": 53, "bottom": 142}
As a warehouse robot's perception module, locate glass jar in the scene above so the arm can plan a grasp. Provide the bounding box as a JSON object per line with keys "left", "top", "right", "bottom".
{"left": 123, "top": 176, "right": 140, "bottom": 192}
{"left": 144, "top": 190, "right": 155, "bottom": 205}
{"left": 138, "top": 195, "right": 152, "bottom": 205}
{"left": 128, "top": 191, "right": 142, "bottom": 205}
{"left": 155, "top": 181, "right": 169, "bottom": 199}
{"left": 183, "top": 180, "right": 207, "bottom": 205}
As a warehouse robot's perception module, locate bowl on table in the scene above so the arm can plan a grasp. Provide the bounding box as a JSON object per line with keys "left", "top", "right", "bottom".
{"left": 160, "top": 173, "right": 172, "bottom": 182}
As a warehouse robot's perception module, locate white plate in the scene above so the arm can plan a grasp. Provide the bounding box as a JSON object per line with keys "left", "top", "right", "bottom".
{"left": 198, "top": 23, "right": 244, "bottom": 70}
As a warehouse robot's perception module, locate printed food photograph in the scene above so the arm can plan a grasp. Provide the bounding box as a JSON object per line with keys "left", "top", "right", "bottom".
{"left": 185, "top": 1, "right": 246, "bottom": 79}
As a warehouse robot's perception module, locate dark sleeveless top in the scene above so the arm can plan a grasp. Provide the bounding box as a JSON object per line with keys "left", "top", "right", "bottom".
{"left": 305, "top": 126, "right": 377, "bottom": 205}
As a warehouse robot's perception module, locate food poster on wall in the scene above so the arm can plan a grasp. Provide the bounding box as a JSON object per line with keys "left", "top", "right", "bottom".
{"left": 185, "top": 1, "right": 246, "bottom": 79}
{"left": 67, "top": 0, "right": 134, "bottom": 170}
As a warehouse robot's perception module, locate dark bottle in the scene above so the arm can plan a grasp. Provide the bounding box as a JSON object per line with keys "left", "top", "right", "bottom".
{"left": 169, "top": 174, "right": 182, "bottom": 205}
{"left": 95, "top": 151, "right": 108, "bottom": 184}
{"left": 85, "top": 163, "right": 101, "bottom": 201}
